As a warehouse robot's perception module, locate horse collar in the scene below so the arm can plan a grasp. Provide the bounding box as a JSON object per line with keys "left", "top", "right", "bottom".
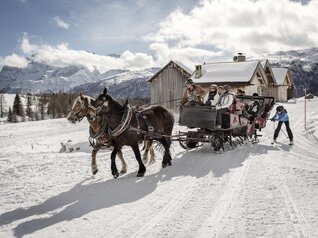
{"left": 108, "top": 107, "right": 133, "bottom": 138}
{"left": 89, "top": 114, "right": 108, "bottom": 140}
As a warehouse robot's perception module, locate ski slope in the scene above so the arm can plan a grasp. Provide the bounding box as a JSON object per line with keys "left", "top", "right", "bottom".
{"left": 0, "top": 98, "right": 318, "bottom": 238}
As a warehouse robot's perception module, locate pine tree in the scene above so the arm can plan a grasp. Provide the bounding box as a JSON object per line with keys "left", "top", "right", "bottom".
{"left": 38, "top": 94, "right": 48, "bottom": 120}
{"left": 13, "top": 94, "right": 24, "bottom": 117}
{"left": 48, "top": 94, "right": 57, "bottom": 119}
{"left": 26, "top": 95, "right": 33, "bottom": 119}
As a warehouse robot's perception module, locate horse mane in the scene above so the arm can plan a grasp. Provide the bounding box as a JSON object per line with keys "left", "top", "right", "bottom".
{"left": 106, "top": 94, "right": 123, "bottom": 110}
{"left": 72, "top": 94, "right": 95, "bottom": 109}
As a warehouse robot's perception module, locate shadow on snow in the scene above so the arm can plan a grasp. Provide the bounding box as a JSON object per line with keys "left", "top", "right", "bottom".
{"left": 0, "top": 142, "right": 285, "bottom": 238}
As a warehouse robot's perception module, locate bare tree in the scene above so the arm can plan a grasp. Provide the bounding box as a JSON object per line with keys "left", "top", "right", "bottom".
{"left": 0, "top": 94, "right": 6, "bottom": 118}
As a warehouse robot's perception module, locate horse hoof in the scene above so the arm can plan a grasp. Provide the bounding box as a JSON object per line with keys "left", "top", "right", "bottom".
{"left": 113, "top": 171, "right": 119, "bottom": 179}
{"left": 92, "top": 168, "right": 98, "bottom": 175}
{"left": 137, "top": 171, "right": 145, "bottom": 177}
{"left": 120, "top": 169, "right": 127, "bottom": 175}
{"left": 162, "top": 161, "right": 172, "bottom": 168}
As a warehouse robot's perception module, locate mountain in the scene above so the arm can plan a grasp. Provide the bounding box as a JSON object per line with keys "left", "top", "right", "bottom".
{"left": 72, "top": 68, "right": 159, "bottom": 98}
{"left": 264, "top": 47, "right": 318, "bottom": 96}
{"left": 0, "top": 61, "right": 99, "bottom": 94}
{"left": 0, "top": 59, "right": 159, "bottom": 99}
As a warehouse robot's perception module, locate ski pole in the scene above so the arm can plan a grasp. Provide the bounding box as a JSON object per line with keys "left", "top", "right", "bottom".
{"left": 274, "top": 121, "right": 288, "bottom": 139}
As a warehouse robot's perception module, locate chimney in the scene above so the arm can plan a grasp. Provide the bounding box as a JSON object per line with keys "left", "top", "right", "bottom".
{"left": 195, "top": 65, "right": 202, "bottom": 78}
{"left": 233, "top": 52, "right": 246, "bottom": 62}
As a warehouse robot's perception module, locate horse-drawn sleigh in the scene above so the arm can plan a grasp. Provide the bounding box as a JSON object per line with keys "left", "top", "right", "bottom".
{"left": 175, "top": 95, "right": 275, "bottom": 151}
{"left": 67, "top": 88, "right": 275, "bottom": 178}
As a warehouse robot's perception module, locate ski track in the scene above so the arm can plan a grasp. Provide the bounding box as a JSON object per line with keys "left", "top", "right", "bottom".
{"left": 263, "top": 156, "right": 310, "bottom": 237}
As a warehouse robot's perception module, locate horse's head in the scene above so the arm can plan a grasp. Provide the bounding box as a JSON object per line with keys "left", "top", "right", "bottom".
{"left": 93, "top": 88, "right": 122, "bottom": 114}
{"left": 67, "top": 93, "right": 95, "bottom": 123}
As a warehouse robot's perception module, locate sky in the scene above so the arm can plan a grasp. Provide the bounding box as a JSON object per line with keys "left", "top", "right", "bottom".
{"left": 0, "top": 0, "right": 317, "bottom": 72}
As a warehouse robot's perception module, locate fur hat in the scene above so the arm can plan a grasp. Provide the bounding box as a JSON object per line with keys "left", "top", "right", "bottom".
{"left": 210, "top": 84, "right": 218, "bottom": 90}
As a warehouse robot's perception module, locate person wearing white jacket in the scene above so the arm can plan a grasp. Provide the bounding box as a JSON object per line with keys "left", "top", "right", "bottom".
{"left": 215, "top": 85, "right": 234, "bottom": 127}
{"left": 203, "top": 84, "right": 219, "bottom": 106}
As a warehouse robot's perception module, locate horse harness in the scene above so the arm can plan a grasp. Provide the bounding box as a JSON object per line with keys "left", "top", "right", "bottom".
{"left": 88, "top": 105, "right": 160, "bottom": 149}
{"left": 88, "top": 113, "right": 112, "bottom": 149}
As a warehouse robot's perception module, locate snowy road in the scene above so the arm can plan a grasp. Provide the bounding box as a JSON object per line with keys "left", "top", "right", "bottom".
{"left": 1, "top": 98, "right": 318, "bottom": 238}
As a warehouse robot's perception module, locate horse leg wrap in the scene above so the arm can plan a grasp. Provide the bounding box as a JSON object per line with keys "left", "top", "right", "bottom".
{"left": 92, "top": 165, "right": 98, "bottom": 175}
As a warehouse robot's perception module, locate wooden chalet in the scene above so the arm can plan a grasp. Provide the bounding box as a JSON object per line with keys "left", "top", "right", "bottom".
{"left": 193, "top": 60, "right": 268, "bottom": 96}
{"left": 148, "top": 55, "right": 294, "bottom": 109}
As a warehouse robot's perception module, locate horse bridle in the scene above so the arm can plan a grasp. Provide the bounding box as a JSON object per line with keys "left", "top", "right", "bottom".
{"left": 72, "top": 101, "right": 89, "bottom": 122}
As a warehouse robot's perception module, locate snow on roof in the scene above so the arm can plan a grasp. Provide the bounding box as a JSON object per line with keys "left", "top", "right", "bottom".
{"left": 174, "top": 61, "right": 193, "bottom": 75}
{"left": 148, "top": 60, "right": 192, "bottom": 82}
{"left": 193, "top": 60, "right": 260, "bottom": 84}
{"left": 260, "top": 59, "right": 267, "bottom": 68}
{"left": 272, "top": 68, "right": 288, "bottom": 85}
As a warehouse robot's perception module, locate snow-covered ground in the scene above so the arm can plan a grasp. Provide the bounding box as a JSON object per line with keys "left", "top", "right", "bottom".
{"left": 1, "top": 98, "right": 318, "bottom": 238}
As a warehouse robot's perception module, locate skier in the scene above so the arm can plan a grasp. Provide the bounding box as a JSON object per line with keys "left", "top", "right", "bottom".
{"left": 270, "top": 105, "right": 294, "bottom": 145}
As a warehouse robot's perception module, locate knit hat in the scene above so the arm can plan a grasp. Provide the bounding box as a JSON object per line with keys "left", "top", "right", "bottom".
{"left": 223, "top": 84, "right": 231, "bottom": 92}
{"left": 276, "top": 105, "right": 284, "bottom": 112}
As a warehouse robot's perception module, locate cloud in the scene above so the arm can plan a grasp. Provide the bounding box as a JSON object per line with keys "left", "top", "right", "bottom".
{"left": 146, "top": 0, "right": 318, "bottom": 58}
{"left": 0, "top": 54, "right": 28, "bottom": 68}
{"left": 53, "top": 16, "right": 69, "bottom": 29}
{"left": 18, "top": 35, "right": 154, "bottom": 73}
{"left": 150, "top": 42, "right": 223, "bottom": 66}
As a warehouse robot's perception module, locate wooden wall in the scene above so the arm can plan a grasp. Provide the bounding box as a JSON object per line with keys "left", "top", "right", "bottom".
{"left": 150, "top": 66, "right": 188, "bottom": 111}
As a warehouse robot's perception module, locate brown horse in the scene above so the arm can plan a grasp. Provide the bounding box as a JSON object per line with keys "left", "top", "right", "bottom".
{"left": 67, "top": 94, "right": 155, "bottom": 176}
{"left": 67, "top": 93, "right": 128, "bottom": 176}
{"left": 92, "top": 88, "right": 174, "bottom": 178}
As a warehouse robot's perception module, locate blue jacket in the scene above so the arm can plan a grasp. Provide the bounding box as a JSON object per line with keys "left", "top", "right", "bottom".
{"left": 271, "top": 110, "right": 289, "bottom": 122}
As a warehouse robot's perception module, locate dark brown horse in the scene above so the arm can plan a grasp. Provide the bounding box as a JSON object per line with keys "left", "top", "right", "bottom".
{"left": 92, "top": 88, "right": 174, "bottom": 178}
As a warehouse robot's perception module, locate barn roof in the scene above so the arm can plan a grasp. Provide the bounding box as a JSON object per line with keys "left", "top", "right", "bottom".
{"left": 192, "top": 60, "right": 262, "bottom": 84}
{"left": 272, "top": 68, "right": 289, "bottom": 85}
{"left": 148, "top": 60, "right": 193, "bottom": 82}
{"left": 261, "top": 59, "right": 278, "bottom": 85}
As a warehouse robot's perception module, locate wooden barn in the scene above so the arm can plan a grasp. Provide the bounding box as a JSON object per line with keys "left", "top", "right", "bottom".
{"left": 148, "top": 60, "right": 192, "bottom": 110}
{"left": 271, "top": 67, "right": 294, "bottom": 102}
{"left": 193, "top": 60, "right": 268, "bottom": 96}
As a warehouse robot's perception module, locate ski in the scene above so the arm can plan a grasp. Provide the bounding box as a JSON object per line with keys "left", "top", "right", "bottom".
{"left": 270, "top": 140, "right": 294, "bottom": 145}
